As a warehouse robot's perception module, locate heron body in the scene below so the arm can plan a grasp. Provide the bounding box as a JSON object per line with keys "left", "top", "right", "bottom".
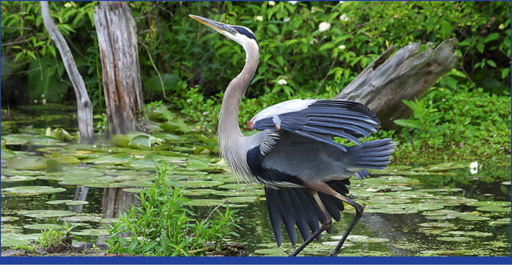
{"left": 190, "top": 15, "right": 395, "bottom": 256}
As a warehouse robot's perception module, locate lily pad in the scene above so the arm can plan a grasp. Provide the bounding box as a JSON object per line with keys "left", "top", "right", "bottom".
{"left": 128, "top": 135, "right": 152, "bottom": 149}
{"left": 446, "top": 231, "right": 493, "bottom": 237}
{"left": 17, "top": 210, "right": 76, "bottom": 218}
{"left": 83, "top": 154, "right": 133, "bottom": 165}
{"left": 8, "top": 157, "right": 48, "bottom": 170}
{"left": 436, "top": 236, "right": 472, "bottom": 242}
{"left": 125, "top": 159, "right": 157, "bottom": 171}
{"left": 1, "top": 216, "right": 20, "bottom": 222}
{"left": 489, "top": 218, "right": 511, "bottom": 226}
{"left": 186, "top": 159, "right": 210, "bottom": 171}
{"left": 46, "top": 200, "right": 89, "bottom": 206}
{"left": 1, "top": 175, "right": 37, "bottom": 183}
{"left": 2, "top": 186, "right": 66, "bottom": 195}
{"left": 1, "top": 148, "right": 16, "bottom": 159}
{"left": 253, "top": 248, "right": 288, "bottom": 256}
{"left": 60, "top": 215, "right": 103, "bottom": 223}
{"left": 176, "top": 180, "right": 224, "bottom": 188}
{"left": 1, "top": 233, "right": 35, "bottom": 247}
{"left": 24, "top": 223, "right": 63, "bottom": 230}
{"left": 71, "top": 228, "right": 109, "bottom": 236}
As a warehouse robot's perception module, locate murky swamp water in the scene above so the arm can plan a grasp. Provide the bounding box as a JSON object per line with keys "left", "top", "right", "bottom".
{"left": 1, "top": 104, "right": 511, "bottom": 256}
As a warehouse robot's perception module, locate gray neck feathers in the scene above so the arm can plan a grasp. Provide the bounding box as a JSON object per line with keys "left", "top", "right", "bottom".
{"left": 218, "top": 43, "right": 260, "bottom": 183}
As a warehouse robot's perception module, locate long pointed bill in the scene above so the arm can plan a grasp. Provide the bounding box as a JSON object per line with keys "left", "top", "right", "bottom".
{"left": 189, "top": 14, "right": 229, "bottom": 35}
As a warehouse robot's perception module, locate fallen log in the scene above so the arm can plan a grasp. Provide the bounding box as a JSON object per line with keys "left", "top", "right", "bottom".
{"left": 335, "top": 38, "right": 458, "bottom": 130}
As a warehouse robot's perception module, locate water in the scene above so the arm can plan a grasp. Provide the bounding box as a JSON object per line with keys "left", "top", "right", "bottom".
{"left": 1, "top": 105, "right": 511, "bottom": 256}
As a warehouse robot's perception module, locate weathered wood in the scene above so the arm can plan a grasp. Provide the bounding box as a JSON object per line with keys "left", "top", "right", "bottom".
{"left": 40, "top": 1, "right": 94, "bottom": 144}
{"left": 94, "top": 1, "right": 145, "bottom": 137}
{"left": 335, "top": 38, "right": 458, "bottom": 130}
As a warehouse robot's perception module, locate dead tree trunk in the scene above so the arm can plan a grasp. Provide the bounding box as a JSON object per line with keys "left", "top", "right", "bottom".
{"left": 94, "top": 2, "right": 145, "bottom": 137}
{"left": 335, "top": 38, "right": 458, "bottom": 130}
{"left": 40, "top": 1, "right": 94, "bottom": 144}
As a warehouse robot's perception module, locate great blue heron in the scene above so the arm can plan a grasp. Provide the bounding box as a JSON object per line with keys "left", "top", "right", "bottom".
{"left": 190, "top": 14, "right": 395, "bottom": 256}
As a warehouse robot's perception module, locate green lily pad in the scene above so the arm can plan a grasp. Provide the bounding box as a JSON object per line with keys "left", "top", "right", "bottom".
{"left": 55, "top": 155, "right": 81, "bottom": 164}
{"left": 1, "top": 233, "right": 35, "bottom": 247}
{"left": 31, "top": 136, "right": 63, "bottom": 145}
{"left": 1, "top": 148, "right": 16, "bottom": 159}
{"left": 2, "top": 186, "right": 66, "bottom": 195}
{"left": 182, "top": 189, "right": 216, "bottom": 196}
{"left": 58, "top": 176, "right": 115, "bottom": 186}
{"left": 476, "top": 205, "right": 511, "bottom": 212}
{"left": 489, "top": 218, "right": 511, "bottom": 226}
{"left": 46, "top": 200, "right": 89, "bottom": 206}
{"left": 446, "top": 231, "right": 493, "bottom": 237}
{"left": 187, "top": 199, "right": 231, "bottom": 207}
{"left": 8, "top": 157, "right": 48, "bottom": 170}
{"left": 83, "top": 154, "right": 133, "bottom": 165}
{"left": 418, "top": 222, "right": 456, "bottom": 229}
{"left": 1, "top": 175, "right": 37, "bottom": 183}
{"left": 253, "top": 248, "right": 288, "bottom": 256}
{"left": 436, "top": 236, "right": 472, "bottom": 242}
{"left": 24, "top": 223, "right": 63, "bottom": 230}
{"left": 1, "top": 216, "right": 20, "bottom": 222}
{"left": 186, "top": 159, "right": 210, "bottom": 170}
{"left": 176, "top": 180, "right": 224, "bottom": 188}
{"left": 17, "top": 210, "right": 76, "bottom": 218}
{"left": 125, "top": 159, "right": 157, "bottom": 171}
{"left": 60, "top": 215, "right": 102, "bottom": 223}
{"left": 71, "top": 228, "right": 109, "bottom": 236}
{"left": 226, "top": 196, "right": 258, "bottom": 204}
{"left": 129, "top": 135, "right": 151, "bottom": 149}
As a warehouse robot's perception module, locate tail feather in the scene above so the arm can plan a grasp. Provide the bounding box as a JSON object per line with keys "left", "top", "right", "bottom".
{"left": 264, "top": 179, "right": 350, "bottom": 246}
{"left": 347, "top": 138, "right": 395, "bottom": 174}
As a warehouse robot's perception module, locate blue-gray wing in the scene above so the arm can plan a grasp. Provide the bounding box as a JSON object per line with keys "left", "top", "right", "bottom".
{"left": 251, "top": 100, "right": 380, "bottom": 152}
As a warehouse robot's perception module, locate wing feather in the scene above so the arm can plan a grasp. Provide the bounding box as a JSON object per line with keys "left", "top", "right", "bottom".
{"left": 251, "top": 99, "right": 379, "bottom": 151}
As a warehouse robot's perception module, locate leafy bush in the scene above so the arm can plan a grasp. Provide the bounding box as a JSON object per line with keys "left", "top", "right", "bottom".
{"left": 104, "top": 162, "right": 241, "bottom": 256}
{"left": 394, "top": 71, "right": 511, "bottom": 164}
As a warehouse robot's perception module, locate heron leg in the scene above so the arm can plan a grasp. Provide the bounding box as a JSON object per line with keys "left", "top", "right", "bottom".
{"left": 301, "top": 181, "right": 364, "bottom": 256}
{"left": 330, "top": 195, "right": 364, "bottom": 256}
{"left": 289, "top": 189, "right": 331, "bottom": 257}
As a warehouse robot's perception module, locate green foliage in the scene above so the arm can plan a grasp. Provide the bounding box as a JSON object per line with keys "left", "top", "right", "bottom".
{"left": 394, "top": 72, "right": 511, "bottom": 164}
{"left": 38, "top": 228, "right": 66, "bottom": 249}
{"left": 104, "top": 162, "right": 241, "bottom": 256}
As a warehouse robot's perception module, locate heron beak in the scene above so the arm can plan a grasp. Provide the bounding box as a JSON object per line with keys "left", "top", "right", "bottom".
{"left": 189, "top": 15, "right": 229, "bottom": 35}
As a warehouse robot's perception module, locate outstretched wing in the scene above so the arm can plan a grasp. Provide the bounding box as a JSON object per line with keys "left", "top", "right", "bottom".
{"left": 248, "top": 99, "right": 380, "bottom": 151}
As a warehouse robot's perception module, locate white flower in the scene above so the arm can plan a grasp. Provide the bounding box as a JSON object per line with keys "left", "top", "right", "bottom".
{"left": 269, "top": 1, "right": 276, "bottom": 6}
{"left": 277, "top": 79, "right": 287, "bottom": 85}
{"left": 339, "top": 1, "right": 345, "bottom": 4}
{"left": 318, "top": 22, "right": 331, "bottom": 32}
{"left": 340, "top": 14, "right": 349, "bottom": 21}
{"left": 283, "top": 17, "right": 290, "bottom": 22}
{"left": 64, "top": 2, "right": 72, "bottom": 8}
{"left": 256, "top": 16, "right": 263, "bottom": 21}
{"left": 308, "top": 38, "right": 317, "bottom": 45}
{"left": 311, "top": 6, "right": 318, "bottom": 13}
{"left": 288, "top": 1, "right": 298, "bottom": 5}
{"left": 338, "top": 44, "right": 346, "bottom": 50}
{"left": 469, "top": 161, "right": 479, "bottom": 175}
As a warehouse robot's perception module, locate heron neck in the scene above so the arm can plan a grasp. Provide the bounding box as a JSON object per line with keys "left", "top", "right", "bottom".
{"left": 218, "top": 44, "right": 259, "bottom": 141}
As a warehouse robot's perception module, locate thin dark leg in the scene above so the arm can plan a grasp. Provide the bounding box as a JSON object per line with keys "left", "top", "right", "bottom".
{"left": 330, "top": 195, "right": 364, "bottom": 256}
{"left": 289, "top": 190, "right": 331, "bottom": 257}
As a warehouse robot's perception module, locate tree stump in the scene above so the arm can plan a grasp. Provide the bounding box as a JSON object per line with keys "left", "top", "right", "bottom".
{"left": 94, "top": 1, "right": 145, "bottom": 137}
{"left": 335, "top": 38, "right": 458, "bottom": 130}
{"left": 40, "top": 1, "right": 94, "bottom": 144}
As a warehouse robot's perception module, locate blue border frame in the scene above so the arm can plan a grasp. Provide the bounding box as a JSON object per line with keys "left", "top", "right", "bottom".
{"left": 0, "top": 256, "right": 512, "bottom": 264}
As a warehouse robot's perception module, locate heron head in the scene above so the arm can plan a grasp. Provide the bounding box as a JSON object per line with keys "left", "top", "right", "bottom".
{"left": 189, "top": 14, "right": 258, "bottom": 48}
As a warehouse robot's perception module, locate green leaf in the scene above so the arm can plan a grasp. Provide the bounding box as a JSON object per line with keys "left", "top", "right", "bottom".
{"left": 394, "top": 119, "right": 422, "bottom": 129}
{"left": 476, "top": 42, "right": 485, "bottom": 53}
{"left": 484, "top": 32, "right": 500, "bottom": 43}
{"left": 502, "top": 68, "right": 510, "bottom": 79}
{"left": 486, "top": 60, "right": 496, "bottom": 67}
{"left": 144, "top": 74, "right": 181, "bottom": 92}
